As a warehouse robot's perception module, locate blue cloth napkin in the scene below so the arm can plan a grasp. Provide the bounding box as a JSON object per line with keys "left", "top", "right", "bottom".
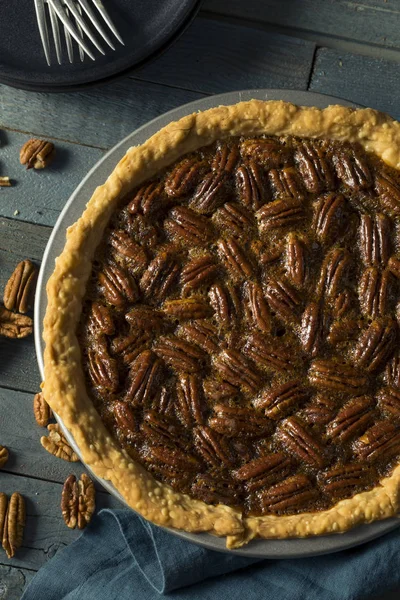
{"left": 21, "top": 509, "right": 400, "bottom": 600}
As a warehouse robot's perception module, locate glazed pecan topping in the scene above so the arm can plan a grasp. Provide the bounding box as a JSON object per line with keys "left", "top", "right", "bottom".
{"left": 302, "top": 396, "right": 337, "bottom": 426}
{"left": 190, "top": 171, "right": 228, "bottom": 214}
{"left": 286, "top": 233, "right": 306, "bottom": 287}
{"left": 212, "top": 143, "right": 239, "bottom": 173}
{"left": 109, "top": 229, "right": 147, "bottom": 268}
{"left": 203, "top": 378, "right": 237, "bottom": 402}
{"left": 294, "top": 141, "right": 335, "bottom": 193}
{"left": 88, "top": 302, "right": 115, "bottom": 336}
{"left": 332, "top": 146, "right": 372, "bottom": 191}
{"left": 125, "top": 351, "right": 163, "bottom": 407}
{"left": 388, "top": 255, "right": 400, "bottom": 279}
{"left": 234, "top": 453, "right": 292, "bottom": 491}
{"left": 127, "top": 181, "right": 164, "bottom": 216}
{"left": 214, "top": 349, "right": 262, "bottom": 393}
{"left": 125, "top": 306, "right": 165, "bottom": 332}
{"left": 375, "top": 171, "right": 400, "bottom": 215}
{"left": 313, "top": 192, "right": 347, "bottom": 245}
{"left": 99, "top": 263, "right": 138, "bottom": 306}
{"left": 326, "top": 396, "right": 374, "bottom": 443}
{"left": 309, "top": 359, "right": 369, "bottom": 394}
{"left": 256, "top": 197, "right": 305, "bottom": 231}
{"left": 264, "top": 278, "right": 301, "bottom": 323}
{"left": 179, "top": 320, "right": 220, "bottom": 354}
{"left": 193, "top": 426, "right": 234, "bottom": 468}
{"left": 180, "top": 255, "right": 218, "bottom": 293}
{"left": 385, "top": 353, "right": 400, "bottom": 388}
{"left": 113, "top": 401, "right": 139, "bottom": 437}
{"left": 145, "top": 442, "right": 201, "bottom": 472}
{"left": 164, "top": 206, "right": 213, "bottom": 245}
{"left": 327, "top": 317, "right": 361, "bottom": 347}
{"left": 176, "top": 374, "right": 205, "bottom": 426}
{"left": 268, "top": 167, "right": 304, "bottom": 199}
{"left": 214, "top": 202, "right": 254, "bottom": 237}
{"left": 191, "top": 473, "right": 242, "bottom": 505}
{"left": 163, "top": 297, "right": 212, "bottom": 321}
{"left": 278, "top": 417, "right": 326, "bottom": 467}
{"left": 360, "top": 214, "right": 391, "bottom": 267}
{"left": 208, "top": 282, "right": 240, "bottom": 327}
{"left": 300, "top": 301, "right": 324, "bottom": 357}
{"left": 111, "top": 330, "right": 151, "bottom": 365}
{"left": 165, "top": 156, "right": 208, "bottom": 197}
{"left": 319, "top": 463, "right": 377, "bottom": 498}
{"left": 209, "top": 404, "right": 272, "bottom": 437}
{"left": 259, "top": 474, "right": 318, "bottom": 513}
{"left": 235, "top": 160, "right": 267, "bottom": 211}
{"left": 333, "top": 289, "right": 354, "bottom": 318}
{"left": 87, "top": 339, "right": 119, "bottom": 393}
{"left": 316, "top": 248, "right": 351, "bottom": 299}
{"left": 240, "top": 138, "right": 290, "bottom": 167}
{"left": 139, "top": 251, "right": 180, "bottom": 302}
{"left": 243, "top": 281, "right": 271, "bottom": 333}
{"left": 353, "top": 319, "right": 397, "bottom": 373}
{"left": 153, "top": 335, "right": 207, "bottom": 373}
{"left": 141, "top": 410, "right": 184, "bottom": 448}
{"left": 256, "top": 381, "right": 310, "bottom": 420}
{"left": 217, "top": 237, "right": 254, "bottom": 281}
{"left": 358, "top": 267, "right": 393, "bottom": 318}
{"left": 353, "top": 421, "right": 400, "bottom": 462}
{"left": 244, "top": 332, "right": 297, "bottom": 373}
{"left": 377, "top": 386, "right": 400, "bottom": 416}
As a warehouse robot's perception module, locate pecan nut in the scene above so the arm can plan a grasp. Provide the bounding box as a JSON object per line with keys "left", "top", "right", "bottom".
{"left": 113, "top": 401, "right": 139, "bottom": 438}
{"left": 165, "top": 157, "right": 208, "bottom": 197}
{"left": 99, "top": 263, "right": 138, "bottom": 306}
{"left": 243, "top": 281, "right": 271, "bottom": 333}
{"left": 375, "top": 171, "right": 400, "bottom": 215}
{"left": 319, "top": 463, "right": 377, "bottom": 499}
{"left": 0, "top": 445, "right": 9, "bottom": 468}
{"left": 208, "top": 282, "right": 240, "bottom": 327}
{"left": 153, "top": 335, "right": 207, "bottom": 373}
{"left": 326, "top": 395, "right": 374, "bottom": 443}
{"left": 176, "top": 374, "right": 205, "bottom": 426}
{"left": 360, "top": 213, "right": 391, "bottom": 267}
{"left": 0, "top": 494, "right": 7, "bottom": 542}
{"left": 256, "top": 381, "right": 310, "bottom": 420}
{"left": 87, "top": 338, "right": 119, "bottom": 393}
{"left": 353, "top": 319, "right": 397, "bottom": 373}
{"left": 214, "top": 349, "right": 262, "bottom": 394}
{"left": 20, "top": 138, "right": 55, "bottom": 169}
{"left": 300, "top": 301, "right": 324, "bottom": 357}
{"left": 286, "top": 233, "right": 306, "bottom": 287}
{"left": 302, "top": 396, "right": 337, "bottom": 426}
{"left": 61, "top": 473, "right": 95, "bottom": 530}
{"left": 203, "top": 378, "right": 237, "bottom": 402}
{"left": 3, "top": 259, "right": 37, "bottom": 313}
{"left": 353, "top": 421, "right": 400, "bottom": 462}
{"left": 259, "top": 474, "right": 318, "bottom": 513}
{"left": 164, "top": 206, "right": 212, "bottom": 245}
{"left": 88, "top": 302, "right": 115, "bottom": 336}
{"left": 332, "top": 145, "right": 372, "bottom": 190}
{"left": 190, "top": 171, "right": 228, "bottom": 214}
{"left": 209, "top": 404, "right": 271, "bottom": 438}
{"left": 141, "top": 410, "right": 184, "bottom": 448}
{"left": 108, "top": 229, "right": 147, "bottom": 269}
{"left": 385, "top": 353, "right": 400, "bottom": 388}
{"left": 264, "top": 278, "right": 301, "bottom": 323}
{"left": 235, "top": 160, "right": 267, "bottom": 210}
{"left": 178, "top": 320, "right": 220, "bottom": 354}
{"left": 0, "top": 306, "right": 32, "bottom": 338}
{"left": 191, "top": 473, "right": 242, "bottom": 506}
{"left": 40, "top": 424, "right": 79, "bottom": 462}
{"left": 180, "top": 255, "right": 218, "bottom": 293}
{"left": 233, "top": 452, "right": 292, "bottom": 492}
{"left": 316, "top": 248, "right": 351, "bottom": 299}
{"left": 125, "top": 306, "right": 165, "bottom": 332}
{"left": 33, "top": 392, "right": 53, "bottom": 427}
{"left": 243, "top": 332, "right": 297, "bottom": 373}
{"left": 125, "top": 350, "right": 163, "bottom": 407}
{"left": 127, "top": 182, "right": 164, "bottom": 216}
{"left": 377, "top": 386, "right": 400, "bottom": 417}
{"left": 139, "top": 251, "right": 180, "bottom": 302}
{"left": 193, "top": 425, "right": 234, "bottom": 468}
{"left": 388, "top": 256, "right": 400, "bottom": 279}
{"left": 359, "top": 267, "right": 393, "bottom": 318}
{"left": 111, "top": 330, "right": 151, "bottom": 365}
{"left": 256, "top": 197, "right": 305, "bottom": 231}
{"left": 277, "top": 417, "right": 326, "bottom": 467}
{"left": 163, "top": 297, "right": 212, "bottom": 321}
{"left": 309, "top": 359, "right": 369, "bottom": 394}
{"left": 212, "top": 143, "right": 240, "bottom": 173}
{"left": 312, "top": 192, "right": 347, "bottom": 245}
{"left": 2, "top": 492, "right": 25, "bottom": 559}
{"left": 268, "top": 167, "right": 304, "bottom": 199}
{"left": 214, "top": 202, "right": 254, "bottom": 237}
{"left": 145, "top": 442, "right": 201, "bottom": 472}
{"left": 294, "top": 141, "right": 335, "bottom": 193}
{"left": 217, "top": 237, "right": 254, "bottom": 281}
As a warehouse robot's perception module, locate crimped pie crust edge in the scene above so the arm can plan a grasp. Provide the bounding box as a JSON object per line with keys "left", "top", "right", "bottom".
{"left": 43, "top": 100, "right": 400, "bottom": 549}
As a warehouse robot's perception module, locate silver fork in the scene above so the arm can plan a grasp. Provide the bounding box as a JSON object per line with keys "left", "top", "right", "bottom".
{"left": 34, "top": 0, "right": 124, "bottom": 66}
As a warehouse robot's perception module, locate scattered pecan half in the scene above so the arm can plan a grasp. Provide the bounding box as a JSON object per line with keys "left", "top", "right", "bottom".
{"left": 233, "top": 452, "right": 292, "bottom": 492}
{"left": 319, "top": 463, "right": 377, "bottom": 499}
{"left": 0, "top": 494, "right": 7, "bottom": 542}
{"left": 125, "top": 350, "right": 163, "bottom": 407}
{"left": 2, "top": 492, "right": 25, "bottom": 559}
{"left": 243, "top": 332, "right": 297, "bottom": 373}
{"left": 214, "top": 349, "right": 262, "bottom": 394}
{"left": 294, "top": 141, "right": 335, "bottom": 193}
{"left": 353, "top": 319, "right": 397, "bottom": 373}
{"left": 127, "top": 182, "right": 164, "bottom": 216}
{"left": 20, "top": 138, "right": 55, "bottom": 169}
{"left": 164, "top": 206, "right": 212, "bottom": 245}
{"left": 353, "top": 421, "right": 400, "bottom": 462}
{"left": 332, "top": 145, "right": 372, "bottom": 191}
{"left": 326, "top": 395, "right": 374, "bottom": 443}
{"left": 268, "top": 167, "right": 304, "bottom": 199}
{"left": 243, "top": 281, "right": 271, "bottom": 333}
{"left": 209, "top": 404, "right": 271, "bottom": 437}
{"left": 309, "top": 359, "right": 369, "bottom": 394}
{"left": 286, "top": 233, "right": 307, "bottom": 287}
{"left": 277, "top": 417, "right": 326, "bottom": 468}
{"left": 217, "top": 237, "right": 254, "bottom": 281}
{"left": 0, "top": 306, "right": 32, "bottom": 338}
{"left": 264, "top": 277, "right": 301, "bottom": 323}
{"left": 375, "top": 170, "right": 400, "bottom": 215}
{"left": 193, "top": 425, "right": 234, "bottom": 468}
{"left": 153, "top": 335, "right": 207, "bottom": 373}
{"left": 259, "top": 474, "right": 318, "bottom": 513}
{"left": 165, "top": 157, "right": 208, "bottom": 197}
{"left": 190, "top": 171, "right": 228, "bottom": 214}
{"left": 61, "top": 473, "right": 95, "bottom": 530}
{"left": 256, "top": 381, "right": 310, "bottom": 420}
{"left": 33, "top": 392, "right": 53, "bottom": 427}
{"left": 139, "top": 251, "right": 180, "bottom": 302}
{"left": 360, "top": 213, "right": 391, "bottom": 267}
{"left": 256, "top": 197, "right": 305, "bottom": 231}
{"left": 180, "top": 255, "right": 218, "bottom": 293}
{"left": 235, "top": 160, "right": 267, "bottom": 210}
{"left": 99, "top": 263, "right": 138, "bottom": 306}
{"left": 3, "top": 260, "right": 37, "bottom": 313}
{"left": 0, "top": 445, "right": 9, "bottom": 468}
{"left": 312, "top": 192, "right": 347, "bottom": 245}
{"left": 176, "top": 374, "right": 205, "bottom": 426}
{"left": 359, "top": 267, "right": 393, "bottom": 318}
{"left": 40, "top": 424, "right": 79, "bottom": 462}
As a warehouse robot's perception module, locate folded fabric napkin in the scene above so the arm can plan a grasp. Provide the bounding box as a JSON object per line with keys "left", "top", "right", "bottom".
{"left": 22, "top": 509, "right": 400, "bottom": 600}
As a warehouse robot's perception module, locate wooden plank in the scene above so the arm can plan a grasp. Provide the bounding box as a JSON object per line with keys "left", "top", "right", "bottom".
{"left": 0, "top": 565, "right": 35, "bottom": 600}
{"left": 135, "top": 16, "right": 315, "bottom": 94}
{"left": 0, "top": 80, "right": 203, "bottom": 149}
{"left": 202, "top": 0, "right": 400, "bottom": 51}
{"left": 309, "top": 48, "right": 400, "bottom": 120}
{"left": 0, "top": 387, "right": 104, "bottom": 487}
{"left": 0, "top": 130, "right": 104, "bottom": 226}
{"left": 0, "top": 472, "right": 121, "bottom": 571}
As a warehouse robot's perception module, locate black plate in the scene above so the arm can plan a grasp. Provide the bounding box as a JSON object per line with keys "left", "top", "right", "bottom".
{"left": 0, "top": 0, "right": 201, "bottom": 92}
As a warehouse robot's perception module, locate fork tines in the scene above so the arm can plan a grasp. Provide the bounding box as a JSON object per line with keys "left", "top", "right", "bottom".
{"left": 34, "top": 0, "right": 124, "bottom": 66}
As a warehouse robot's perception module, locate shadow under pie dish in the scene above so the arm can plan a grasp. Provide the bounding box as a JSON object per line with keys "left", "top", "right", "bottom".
{"left": 43, "top": 99, "right": 400, "bottom": 549}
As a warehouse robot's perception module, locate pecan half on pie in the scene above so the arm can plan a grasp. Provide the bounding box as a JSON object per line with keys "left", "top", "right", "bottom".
{"left": 43, "top": 101, "right": 400, "bottom": 547}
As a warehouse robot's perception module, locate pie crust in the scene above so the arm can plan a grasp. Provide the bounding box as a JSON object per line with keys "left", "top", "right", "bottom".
{"left": 43, "top": 100, "right": 400, "bottom": 548}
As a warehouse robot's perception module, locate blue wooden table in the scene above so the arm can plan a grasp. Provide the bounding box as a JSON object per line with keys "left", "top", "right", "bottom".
{"left": 1, "top": 1, "right": 400, "bottom": 597}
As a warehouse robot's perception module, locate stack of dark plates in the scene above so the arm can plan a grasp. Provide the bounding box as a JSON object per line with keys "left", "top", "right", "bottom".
{"left": 0, "top": 0, "right": 201, "bottom": 91}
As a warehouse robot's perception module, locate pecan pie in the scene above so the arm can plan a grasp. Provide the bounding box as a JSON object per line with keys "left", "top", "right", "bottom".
{"left": 43, "top": 100, "right": 400, "bottom": 548}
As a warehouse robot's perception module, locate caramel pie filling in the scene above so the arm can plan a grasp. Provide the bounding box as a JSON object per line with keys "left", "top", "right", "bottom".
{"left": 77, "top": 135, "right": 400, "bottom": 517}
